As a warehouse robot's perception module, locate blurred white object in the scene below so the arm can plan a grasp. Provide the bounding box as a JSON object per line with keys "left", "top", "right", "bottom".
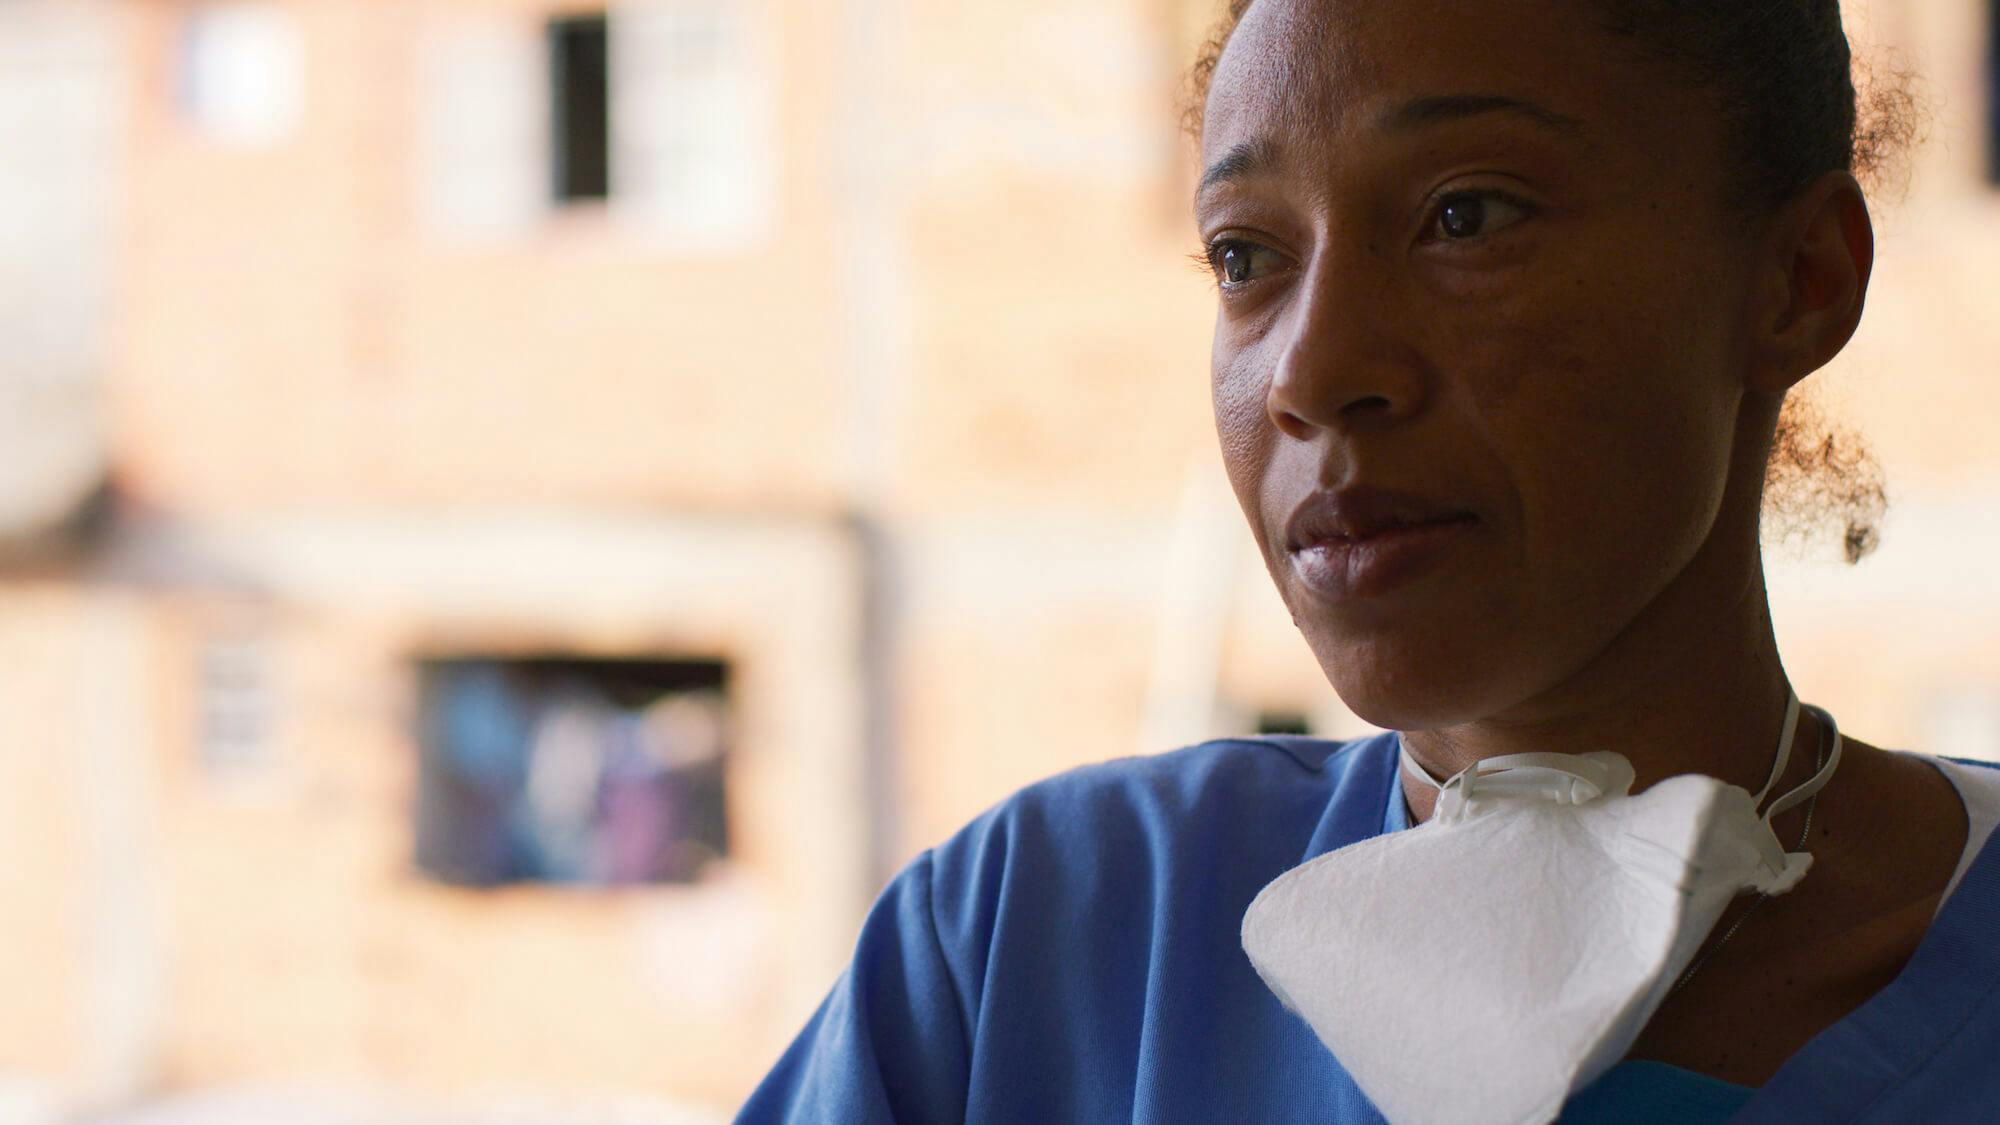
{"left": 1930, "top": 689, "right": 2000, "bottom": 764}
{"left": 178, "top": 4, "right": 305, "bottom": 147}
{"left": 612, "top": 0, "right": 776, "bottom": 247}
{"left": 0, "top": 1, "right": 114, "bottom": 541}
{"left": 419, "top": 13, "right": 549, "bottom": 239}
{"left": 0, "top": 381, "right": 104, "bottom": 541}
{"left": 1136, "top": 461, "right": 1238, "bottom": 753}
{"left": 0, "top": 1077, "right": 58, "bottom": 1125}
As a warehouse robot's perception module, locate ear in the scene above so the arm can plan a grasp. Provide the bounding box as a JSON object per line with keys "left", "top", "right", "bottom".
{"left": 1746, "top": 171, "right": 1875, "bottom": 396}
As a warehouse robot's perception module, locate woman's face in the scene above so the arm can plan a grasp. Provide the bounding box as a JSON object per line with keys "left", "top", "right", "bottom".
{"left": 1198, "top": 0, "right": 1771, "bottom": 730}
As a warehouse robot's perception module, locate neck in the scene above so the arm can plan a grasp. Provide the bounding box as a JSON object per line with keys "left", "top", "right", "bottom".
{"left": 1398, "top": 555, "right": 1827, "bottom": 826}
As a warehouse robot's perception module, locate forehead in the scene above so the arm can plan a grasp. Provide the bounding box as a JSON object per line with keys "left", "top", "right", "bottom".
{"left": 1201, "top": 0, "right": 1653, "bottom": 165}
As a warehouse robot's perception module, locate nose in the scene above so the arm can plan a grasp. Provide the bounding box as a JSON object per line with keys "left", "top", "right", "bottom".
{"left": 1265, "top": 252, "right": 1426, "bottom": 440}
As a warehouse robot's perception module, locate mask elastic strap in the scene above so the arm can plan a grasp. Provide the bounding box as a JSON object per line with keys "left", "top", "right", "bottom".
{"left": 1751, "top": 687, "right": 1802, "bottom": 807}
{"left": 1760, "top": 703, "right": 1842, "bottom": 827}
{"left": 1398, "top": 736, "right": 1446, "bottom": 790}
{"left": 1398, "top": 689, "right": 1837, "bottom": 817}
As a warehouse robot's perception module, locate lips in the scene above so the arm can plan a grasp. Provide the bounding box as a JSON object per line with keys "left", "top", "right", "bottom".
{"left": 1284, "top": 486, "right": 1480, "bottom": 602}
{"left": 1284, "top": 486, "right": 1477, "bottom": 552}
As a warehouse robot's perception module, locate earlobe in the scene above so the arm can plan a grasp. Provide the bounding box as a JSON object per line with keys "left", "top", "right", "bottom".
{"left": 1748, "top": 172, "right": 1875, "bottom": 395}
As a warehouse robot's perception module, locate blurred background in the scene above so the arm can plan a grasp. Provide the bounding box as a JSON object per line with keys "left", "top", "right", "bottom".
{"left": 0, "top": 0, "right": 1995, "bottom": 1120}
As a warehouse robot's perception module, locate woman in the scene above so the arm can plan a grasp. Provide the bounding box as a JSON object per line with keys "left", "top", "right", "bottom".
{"left": 741, "top": 0, "right": 2000, "bottom": 1120}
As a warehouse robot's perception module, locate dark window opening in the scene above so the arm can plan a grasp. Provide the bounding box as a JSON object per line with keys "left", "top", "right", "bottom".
{"left": 1255, "top": 710, "right": 1313, "bottom": 737}
{"left": 414, "top": 654, "right": 730, "bottom": 888}
{"left": 550, "top": 14, "right": 610, "bottom": 202}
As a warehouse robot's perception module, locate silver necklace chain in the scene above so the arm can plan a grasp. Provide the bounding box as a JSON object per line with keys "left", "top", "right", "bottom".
{"left": 1667, "top": 709, "right": 1829, "bottom": 997}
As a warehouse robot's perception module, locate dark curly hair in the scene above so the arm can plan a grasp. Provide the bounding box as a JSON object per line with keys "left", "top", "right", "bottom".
{"left": 1183, "top": 0, "right": 1922, "bottom": 564}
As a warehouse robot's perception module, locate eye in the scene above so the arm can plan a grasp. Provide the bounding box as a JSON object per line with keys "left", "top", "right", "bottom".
{"left": 1201, "top": 238, "right": 1289, "bottom": 289}
{"left": 1427, "top": 191, "right": 1531, "bottom": 242}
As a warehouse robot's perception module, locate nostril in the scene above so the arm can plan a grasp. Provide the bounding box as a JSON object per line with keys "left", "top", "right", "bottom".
{"left": 1265, "top": 352, "right": 1422, "bottom": 434}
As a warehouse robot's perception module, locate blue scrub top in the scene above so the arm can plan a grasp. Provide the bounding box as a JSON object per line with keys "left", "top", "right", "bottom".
{"left": 738, "top": 733, "right": 2000, "bottom": 1123}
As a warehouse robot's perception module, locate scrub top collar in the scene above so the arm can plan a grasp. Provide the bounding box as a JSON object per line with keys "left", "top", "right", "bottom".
{"left": 1288, "top": 731, "right": 1408, "bottom": 867}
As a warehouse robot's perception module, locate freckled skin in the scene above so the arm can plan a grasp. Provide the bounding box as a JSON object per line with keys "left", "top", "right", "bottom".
{"left": 1196, "top": 0, "right": 1971, "bottom": 1088}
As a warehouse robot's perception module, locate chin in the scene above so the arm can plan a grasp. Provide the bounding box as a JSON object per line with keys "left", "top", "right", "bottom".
{"left": 1308, "top": 629, "right": 1522, "bottom": 733}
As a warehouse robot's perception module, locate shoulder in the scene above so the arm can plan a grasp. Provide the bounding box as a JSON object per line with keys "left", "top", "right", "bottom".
{"left": 1034, "top": 732, "right": 1378, "bottom": 813}
{"left": 916, "top": 734, "right": 1392, "bottom": 931}
{"left": 1913, "top": 752, "right": 2000, "bottom": 814}
{"left": 945, "top": 734, "right": 1370, "bottom": 853}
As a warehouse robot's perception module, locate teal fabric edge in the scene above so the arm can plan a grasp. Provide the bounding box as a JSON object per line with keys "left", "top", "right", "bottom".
{"left": 1559, "top": 1060, "right": 1754, "bottom": 1123}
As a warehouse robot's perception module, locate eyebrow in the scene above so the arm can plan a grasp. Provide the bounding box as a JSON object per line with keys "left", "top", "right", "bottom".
{"left": 1196, "top": 94, "right": 1591, "bottom": 200}
{"left": 1196, "top": 137, "right": 1282, "bottom": 199}
{"left": 1376, "top": 93, "right": 1590, "bottom": 141}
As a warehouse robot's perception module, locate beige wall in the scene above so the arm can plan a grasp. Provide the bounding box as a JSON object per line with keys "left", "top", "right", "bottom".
{"left": 112, "top": 0, "right": 853, "bottom": 516}
{"left": 148, "top": 516, "right": 870, "bottom": 1104}
{"left": 1, "top": 516, "right": 874, "bottom": 1114}
{"left": 0, "top": 590, "right": 100, "bottom": 1084}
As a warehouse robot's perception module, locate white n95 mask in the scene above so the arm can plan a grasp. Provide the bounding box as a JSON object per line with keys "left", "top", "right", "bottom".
{"left": 1241, "top": 690, "right": 1841, "bottom": 1125}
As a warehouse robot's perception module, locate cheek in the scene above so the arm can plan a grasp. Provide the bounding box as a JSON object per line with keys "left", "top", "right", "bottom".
{"left": 1211, "top": 328, "right": 1279, "bottom": 534}
{"left": 1436, "top": 261, "right": 1741, "bottom": 603}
